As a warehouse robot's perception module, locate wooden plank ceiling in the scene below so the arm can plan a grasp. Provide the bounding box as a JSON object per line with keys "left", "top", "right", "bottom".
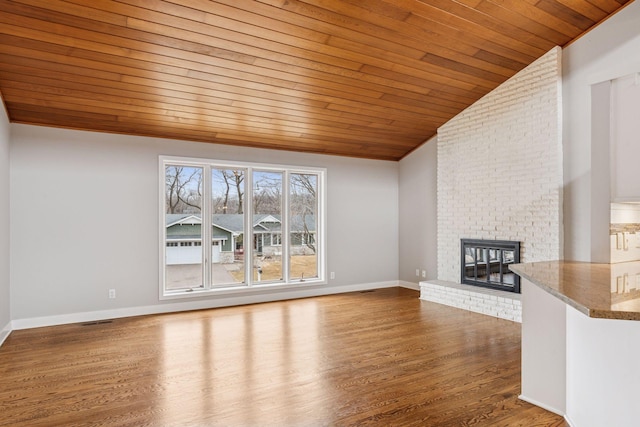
{"left": 0, "top": 0, "right": 631, "bottom": 160}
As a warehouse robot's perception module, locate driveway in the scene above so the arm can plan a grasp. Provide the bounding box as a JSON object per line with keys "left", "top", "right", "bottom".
{"left": 165, "top": 263, "right": 240, "bottom": 290}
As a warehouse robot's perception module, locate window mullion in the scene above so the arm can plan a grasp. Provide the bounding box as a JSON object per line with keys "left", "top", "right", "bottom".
{"left": 282, "top": 170, "right": 290, "bottom": 283}
{"left": 245, "top": 168, "right": 254, "bottom": 287}
{"left": 202, "top": 164, "right": 211, "bottom": 290}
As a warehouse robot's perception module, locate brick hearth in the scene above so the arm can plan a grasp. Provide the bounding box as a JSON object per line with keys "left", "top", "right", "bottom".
{"left": 420, "top": 280, "right": 522, "bottom": 323}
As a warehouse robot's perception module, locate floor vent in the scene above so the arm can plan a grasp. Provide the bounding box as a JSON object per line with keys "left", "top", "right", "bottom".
{"left": 81, "top": 320, "right": 114, "bottom": 326}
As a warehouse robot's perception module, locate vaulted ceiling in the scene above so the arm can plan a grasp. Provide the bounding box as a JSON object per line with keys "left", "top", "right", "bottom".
{"left": 0, "top": 0, "right": 632, "bottom": 160}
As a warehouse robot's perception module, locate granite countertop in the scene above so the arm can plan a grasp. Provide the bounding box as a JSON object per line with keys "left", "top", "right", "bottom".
{"left": 510, "top": 260, "right": 640, "bottom": 321}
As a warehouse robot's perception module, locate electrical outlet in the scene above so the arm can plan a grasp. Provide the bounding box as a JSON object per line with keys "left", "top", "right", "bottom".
{"left": 415, "top": 269, "right": 420, "bottom": 277}
{"left": 421, "top": 270, "right": 426, "bottom": 278}
{"left": 330, "top": 272, "right": 335, "bottom": 280}
{"left": 108, "top": 289, "right": 116, "bottom": 299}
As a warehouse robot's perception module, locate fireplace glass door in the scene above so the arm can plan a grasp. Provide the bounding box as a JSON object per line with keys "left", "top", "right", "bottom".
{"left": 461, "top": 239, "right": 520, "bottom": 293}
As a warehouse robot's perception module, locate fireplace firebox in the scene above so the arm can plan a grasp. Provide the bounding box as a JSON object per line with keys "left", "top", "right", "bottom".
{"left": 460, "top": 239, "right": 520, "bottom": 293}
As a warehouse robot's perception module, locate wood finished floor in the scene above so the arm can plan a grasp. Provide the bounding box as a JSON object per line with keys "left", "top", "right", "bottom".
{"left": 0, "top": 288, "right": 567, "bottom": 426}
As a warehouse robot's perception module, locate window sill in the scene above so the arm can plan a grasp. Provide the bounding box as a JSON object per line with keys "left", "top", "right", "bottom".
{"left": 160, "top": 279, "right": 327, "bottom": 301}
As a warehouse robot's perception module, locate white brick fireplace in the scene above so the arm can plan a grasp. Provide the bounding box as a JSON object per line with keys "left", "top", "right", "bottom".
{"left": 420, "top": 46, "right": 563, "bottom": 322}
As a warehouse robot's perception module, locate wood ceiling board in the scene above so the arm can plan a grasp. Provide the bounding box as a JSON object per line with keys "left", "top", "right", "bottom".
{"left": 2, "top": 13, "right": 472, "bottom": 115}
{"left": 0, "top": 0, "right": 632, "bottom": 160}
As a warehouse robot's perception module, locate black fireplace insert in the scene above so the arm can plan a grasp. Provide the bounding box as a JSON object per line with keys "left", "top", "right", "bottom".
{"left": 460, "top": 239, "right": 520, "bottom": 293}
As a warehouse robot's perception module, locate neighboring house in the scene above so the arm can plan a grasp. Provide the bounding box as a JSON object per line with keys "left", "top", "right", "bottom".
{"left": 165, "top": 213, "right": 316, "bottom": 265}
{"left": 165, "top": 214, "right": 235, "bottom": 265}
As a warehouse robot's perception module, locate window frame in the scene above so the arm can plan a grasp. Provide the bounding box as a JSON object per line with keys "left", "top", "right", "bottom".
{"left": 159, "top": 156, "right": 327, "bottom": 300}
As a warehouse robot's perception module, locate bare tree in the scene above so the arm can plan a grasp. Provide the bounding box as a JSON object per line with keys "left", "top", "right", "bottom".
{"left": 165, "top": 166, "right": 202, "bottom": 214}
{"left": 212, "top": 169, "right": 245, "bottom": 214}
{"left": 253, "top": 172, "right": 282, "bottom": 214}
{"left": 290, "top": 174, "right": 317, "bottom": 253}
{"left": 220, "top": 171, "right": 231, "bottom": 214}
{"left": 233, "top": 170, "right": 244, "bottom": 214}
{"left": 291, "top": 173, "right": 316, "bottom": 198}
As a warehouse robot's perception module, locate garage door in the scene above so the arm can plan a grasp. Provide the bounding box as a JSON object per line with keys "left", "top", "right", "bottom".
{"left": 211, "top": 241, "right": 221, "bottom": 263}
{"left": 166, "top": 240, "right": 222, "bottom": 264}
{"left": 166, "top": 241, "right": 201, "bottom": 265}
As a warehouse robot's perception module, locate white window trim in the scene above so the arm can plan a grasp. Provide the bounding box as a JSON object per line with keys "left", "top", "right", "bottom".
{"left": 159, "top": 156, "right": 327, "bottom": 300}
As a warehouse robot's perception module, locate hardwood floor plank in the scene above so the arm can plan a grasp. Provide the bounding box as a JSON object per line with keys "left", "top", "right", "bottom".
{"left": 0, "top": 288, "right": 567, "bottom": 426}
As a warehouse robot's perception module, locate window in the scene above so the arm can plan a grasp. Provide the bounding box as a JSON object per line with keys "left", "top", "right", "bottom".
{"left": 211, "top": 167, "right": 246, "bottom": 287}
{"left": 164, "top": 165, "right": 203, "bottom": 292}
{"left": 253, "top": 170, "right": 282, "bottom": 283}
{"left": 289, "top": 173, "right": 318, "bottom": 281}
{"left": 160, "top": 157, "right": 326, "bottom": 298}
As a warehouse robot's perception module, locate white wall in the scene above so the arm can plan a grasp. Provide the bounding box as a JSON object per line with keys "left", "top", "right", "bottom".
{"left": 520, "top": 279, "right": 566, "bottom": 415}
{"left": 0, "top": 97, "right": 10, "bottom": 342}
{"left": 437, "top": 47, "right": 563, "bottom": 283}
{"left": 590, "top": 80, "right": 612, "bottom": 262}
{"left": 562, "top": 0, "right": 640, "bottom": 261}
{"left": 521, "top": 273, "right": 640, "bottom": 425}
{"left": 398, "top": 138, "right": 437, "bottom": 284}
{"left": 566, "top": 305, "right": 640, "bottom": 427}
{"left": 610, "top": 72, "right": 640, "bottom": 203}
{"left": 9, "top": 125, "right": 399, "bottom": 324}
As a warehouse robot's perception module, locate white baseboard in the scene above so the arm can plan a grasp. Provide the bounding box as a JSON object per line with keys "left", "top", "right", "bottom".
{"left": 398, "top": 280, "right": 420, "bottom": 290}
{"left": 0, "top": 320, "right": 11, "bottom": 347}
{"left": 564, "top": 414, "right": 576, "bottom": 427}
{"left": 11, "top": 281, "right": 402, "bottom": 330}
{"left": 518, "top": 394, "right": 565, "bottom": 417}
